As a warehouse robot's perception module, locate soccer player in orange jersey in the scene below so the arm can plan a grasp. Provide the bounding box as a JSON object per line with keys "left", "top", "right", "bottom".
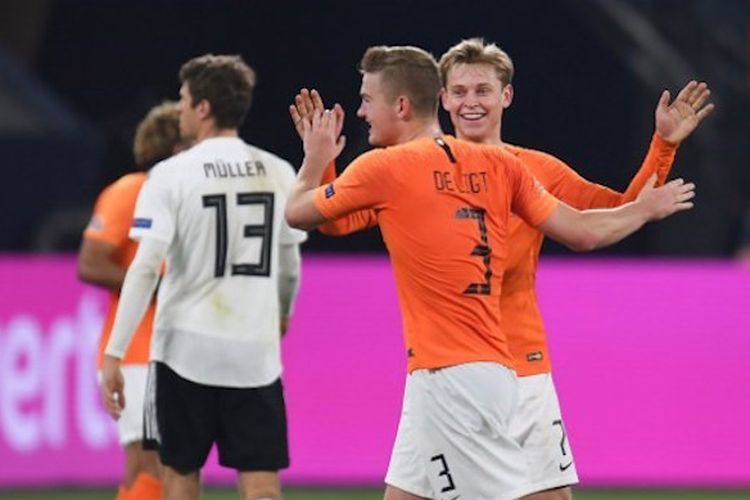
{"left": 78, "top": 102, "right": 188, "bottom": 500}
{"left": 291, "top": 39, "right": 713, "bottom": 500}
{"left": 437, "top": 38, "right": 713, "bottom": 500}
{"left": 285, "top": 45, "right": 696, "bottom": 500}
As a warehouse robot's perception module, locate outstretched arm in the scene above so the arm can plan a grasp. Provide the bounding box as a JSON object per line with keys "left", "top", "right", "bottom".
{"left": 539, "top": 175, "right": 695, "bottom": 251}
{"left": 551, "top": 80, "right": 713, "bottom": 209}
{"left": 618, "top": 80, "right": 714, "bottom": 199}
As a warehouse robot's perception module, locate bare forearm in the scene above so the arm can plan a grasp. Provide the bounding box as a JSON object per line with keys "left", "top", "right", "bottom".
{"left": 540, "top": 202, "right": 650, "bottom": 252}
{"left": 573, "top": 202, "right": 649, "bottom": 251}
{"left": 78, "top": 258, "right": 126, "bottom": 290}
{"left": 77, "top": 239, "right": 126, "bottom": 291}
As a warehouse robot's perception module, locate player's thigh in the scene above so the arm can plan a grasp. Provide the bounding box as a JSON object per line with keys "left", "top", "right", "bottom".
{"left": 510, "top": 374, "right": 578, "bottom": 492}
{"left": 216, "top": 378, "right": 290, "bottom": 472}
{"left": 162, "top": 465, "right": 200, "bottom": 500}
{"left": 410, "top": 362, "right": 535, "bottom": 500}
{"left": 144, "top": 361, "right": 217, "bottom": 474}
{"left": 385, "top": 378, "right": 432, "bottom": 499}
{"left": 383, "top": 484, "right": 430, "bottom": 500}
{"left": 522, "top": 485, "right": 573, "bottom": 500}
{"left": 237, "top": 470, "right": 282, "bottom": 500}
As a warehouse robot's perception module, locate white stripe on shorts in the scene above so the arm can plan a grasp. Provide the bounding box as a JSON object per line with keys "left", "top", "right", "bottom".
{"left": 143, "top": 362, "right": 161, "bottom": 444}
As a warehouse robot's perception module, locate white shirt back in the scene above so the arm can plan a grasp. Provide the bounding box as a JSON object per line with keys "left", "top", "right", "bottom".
{"left": 130, "top": 137, "right": 305, "bottom": 387}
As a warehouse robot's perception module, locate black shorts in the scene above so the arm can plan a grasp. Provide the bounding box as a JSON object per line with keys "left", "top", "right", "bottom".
{"left": 143, "top": 361, "right": 289, "bottom": 474}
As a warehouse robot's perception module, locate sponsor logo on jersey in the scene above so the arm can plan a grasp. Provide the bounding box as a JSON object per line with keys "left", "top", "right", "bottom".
{"left": 527, "top": 351, "right": 543, "bottom": 362}
{"left": 132, "top": 217, "right": 153, "bottom": 229}
{"left": 325, "top": 183, "right": 335, "bottom": 198}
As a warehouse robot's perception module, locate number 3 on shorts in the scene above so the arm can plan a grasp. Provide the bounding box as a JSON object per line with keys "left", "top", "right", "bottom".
{"left": 430, "top": 453, "right": 457, "bottom": 493}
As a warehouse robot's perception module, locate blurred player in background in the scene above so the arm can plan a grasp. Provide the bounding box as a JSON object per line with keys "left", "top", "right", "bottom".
{"left": 101, "top": 54, "right": 305, "bottom": 500}
{"left": 78, "top": 101, "right": 187, "bottom": 500}
{"left": 286, "top": 45, "right": 695, "bottom": 500}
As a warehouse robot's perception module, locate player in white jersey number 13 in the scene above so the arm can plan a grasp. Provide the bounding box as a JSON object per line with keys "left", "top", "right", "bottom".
{"left": 100, "top": 54, "right": 306, "bottom": 500}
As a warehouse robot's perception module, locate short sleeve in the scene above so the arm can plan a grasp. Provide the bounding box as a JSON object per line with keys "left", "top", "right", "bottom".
{"left": 506, "top": 154, "right": 559, "bottom": 227}
{"left": 83, "top": 181, "right": 136, "bottom": 246}
{"left": 313, "top": 149, "right": 396, "bottom": 221}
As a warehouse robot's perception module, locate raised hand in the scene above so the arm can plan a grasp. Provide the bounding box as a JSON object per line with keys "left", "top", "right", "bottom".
{"left": 655, "top": 80, "right": 714, "bottom": 144}
{"left": 301, "top": 107, "right": 347, "bottom": 167}
{"left": 289, "top": 89, "right": 344, "bottom": 141}
{"left": 636, "top": 173, "right": 696, "bottom": 220}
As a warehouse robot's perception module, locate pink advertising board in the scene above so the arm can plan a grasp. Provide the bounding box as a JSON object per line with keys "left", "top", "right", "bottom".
{"left": 0, "top": 255, "right": 748, "bottom": 487}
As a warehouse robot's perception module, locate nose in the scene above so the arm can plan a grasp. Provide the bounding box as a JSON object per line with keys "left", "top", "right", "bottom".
{"left": 356, "top": 102, "right": 366, "bottom": 118}
{"left": 463, "top": 92, "right": 480, "bottom": 107}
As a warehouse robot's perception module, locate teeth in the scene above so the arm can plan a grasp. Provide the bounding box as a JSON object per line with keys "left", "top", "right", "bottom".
{"left": 461, "top": 113, "right": 485, "bottom": 120}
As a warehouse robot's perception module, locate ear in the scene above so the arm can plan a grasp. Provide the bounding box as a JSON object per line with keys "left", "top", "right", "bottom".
{"left": 196, "top": 99, "right": 212, "bottom": 120}
{"left": 395, "top": 95, "right": 412, "bottom": 119}
{"left": 440, "top": 88, "right": 449, "bottom": 111}
{"left": 501, "top": 84, "right": 514, "bottom": 109}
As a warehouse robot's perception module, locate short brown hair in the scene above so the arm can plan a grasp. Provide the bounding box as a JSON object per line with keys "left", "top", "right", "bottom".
{"left": 178, "top": 54, "right": 256, "bottom": 129}
{"left": 359, "top": 45, "right": 441, "bottom": 118}
{"left": 439, "top": 38, "right": 514, "bottom": 87}
{"left": 133, "top": 101, "right": 181, "bottom": 168}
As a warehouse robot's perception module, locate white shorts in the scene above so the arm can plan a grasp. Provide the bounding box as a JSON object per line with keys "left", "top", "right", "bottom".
{"left": 508, "top": 373, "right": 579, "bottom": 492}
{"left": 385, "top": 362, "right": 539, "bottom": 500}
{"left": 99, "top": 364, "right": 149, "bottom": 445}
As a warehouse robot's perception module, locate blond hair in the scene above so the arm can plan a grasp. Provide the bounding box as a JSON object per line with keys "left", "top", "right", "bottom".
{"left": 359, "top": 45, "right": 442, "bottom": 118}
{"left": 133, "top": 101, "right": 181, "bottom": 168}
{"left": 439, "top": 38, "right": 514, "bottom": 87}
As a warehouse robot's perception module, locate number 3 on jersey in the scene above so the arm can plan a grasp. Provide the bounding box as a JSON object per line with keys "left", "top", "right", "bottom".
{"left": 456, "top": 207, "right": 492, "bottom": 295}
{"left": 202, "top": 192, "right": 274, "bottom": 278}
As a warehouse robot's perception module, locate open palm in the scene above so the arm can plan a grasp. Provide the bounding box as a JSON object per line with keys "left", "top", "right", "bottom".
{"left": 655, "top": 80, "right": 714, "bottom": 144}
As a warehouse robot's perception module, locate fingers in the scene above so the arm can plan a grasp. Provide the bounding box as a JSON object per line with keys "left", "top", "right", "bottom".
{"left": 690, "top": 82, "right": 711, "bottom": 111}
{"left": 673, "top": 201, "right": 695, "bottom": 212}
{"left": 669, "top": 179, "right": 695, "bottom": 204}
{"left": 289, "top": 104, "right": 301, "bottom": 124}
{"left": 696, "top": 102, "right": 715, "bottom": 122}
{"left": 289, "top": 104, "right": 305, "bottom": 137}
{"left": 674, "top": 80, "right": 698, "bottom": 104}
{"left": 298, "top": 88, "right": 315, "bottom": 117}
{"left": 666, "top": 177, "right": 685, "bottom": 188}
{"left": 101, "top": 386, "right": 123, "bottom": 420}
{"left": 310, "top": 89, "right": 325, "bottom": 112}
{"left": 115, "top": 390, "right": 126, "bottom": 414}
{"left": 658, "top": 90, "right": 670, "bottom": 110}
{"left": 647, "top": 172, "right": 658, "bottom": 186}
{"left": 675, "top": 80, "right": 714, "bottom": 122}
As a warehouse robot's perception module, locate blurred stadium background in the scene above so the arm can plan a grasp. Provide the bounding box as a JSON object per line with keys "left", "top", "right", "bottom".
{"left": 0, "top": 0, "right": 748, "bottom": 498}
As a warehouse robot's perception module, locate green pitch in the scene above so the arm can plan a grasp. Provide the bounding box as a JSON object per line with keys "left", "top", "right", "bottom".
{"left": 2, "top": 489, "right": 749, "bottom": 500}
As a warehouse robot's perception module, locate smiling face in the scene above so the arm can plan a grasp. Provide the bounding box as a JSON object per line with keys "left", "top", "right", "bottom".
{"left": 441, "top": 62, "right": 512, "bottom": 145}
{"left": 356, "top": 72, "right": 402, "bottom": 147}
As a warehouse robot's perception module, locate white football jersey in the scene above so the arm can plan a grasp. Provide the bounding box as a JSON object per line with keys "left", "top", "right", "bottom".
{"left": 130, "top": 137, "right": 306, "bottom": 387}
